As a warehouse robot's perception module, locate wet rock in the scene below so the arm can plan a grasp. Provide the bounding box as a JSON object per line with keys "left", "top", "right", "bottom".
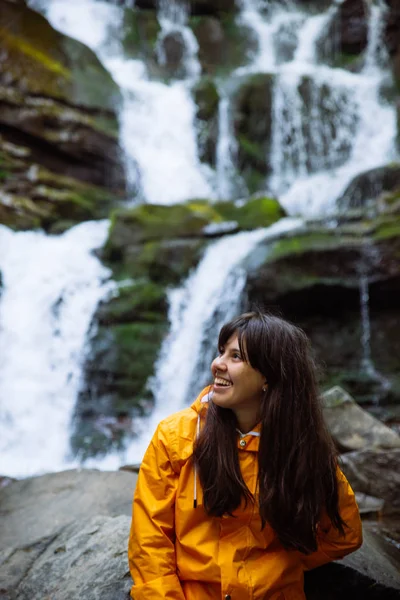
{"left": 322, "top": 386, "right": 400, "bottom": 451}
{"left": 232, "top": 73, "right": 274, "bottom": 193}
{"left": 192, "top": 77, "right": 220, "bottom": 166}
{"left": 333, "top": 0, "right": 368, "bottom": 56}
{"left": 340, "top": 449, "right": 400, "bottom": 516}
{"left": 134, "top": 0, "right": 237, "bottom": 16}
{"left": 0, "top": 469, "right": 136, "bottom": 551}
{"left": 191, "top": 14, "right": 257, "bottom": 76}
{"left": 384, "top": 0, "right": 400, "bottom": 56}
{"left": 0, "top": 0, "right": 126, "bottom": 230}
{"left": 157, "top": 30, "right": 186, "bottom": 77}
{"left": 336, "top": 164, "right": 400, "bottom": 212}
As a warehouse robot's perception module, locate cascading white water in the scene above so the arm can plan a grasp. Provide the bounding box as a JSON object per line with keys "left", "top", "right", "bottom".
{"left": 37, "top": 0, "right": 214, "bottom": 203}
{"left": 271, "top": 1, "right": 396, "bottom": 217}
{"left": 123, "top": 217, "right": 302, "bottom": 464}
{"left": 215, "top": 93, "right": 246, "bottom": 199}
{"left": 0, "top": 221, "right": 115, "bottom": 477}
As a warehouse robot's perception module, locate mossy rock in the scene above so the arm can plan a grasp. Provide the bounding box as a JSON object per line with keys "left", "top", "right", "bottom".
{"left": 71, "top": 320, "right": 168, "bottom": 459}
{"left": 104, "top": 197, "right": 285, "bottom": 260}
{"left": 192, "top": 77, "right": 220, "bottom": 166}
{"left": 214, "top": 196, "right": 285, "bottom": 229}
{"left": 104, "top": 202, "right": 221, "bottom": 252}
{"left": 96, "top": 281, "right": 167, "bottom": 325}
{"left": 337, "top": 164, "right": 400, "bottom": 212}
{"left": 0, "top": 0, "right": 121, "bottom": 116}
{"left": 232, "top": 73, "right": 274, "bottom": 193}
{"left": 191, "top": 13, "right": 257, "bottom": 76}
{"left": 0, "top": 146, "right": 122, "bottom": 232}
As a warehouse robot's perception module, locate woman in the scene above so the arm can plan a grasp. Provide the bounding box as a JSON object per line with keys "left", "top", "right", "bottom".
{"left": 128, "top": 312, "right": 362, "bottom": 600}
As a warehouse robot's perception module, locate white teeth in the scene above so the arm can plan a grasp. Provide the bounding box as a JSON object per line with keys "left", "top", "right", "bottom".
{"left": 215, "top": 377, "right": 231, "bottom": 387}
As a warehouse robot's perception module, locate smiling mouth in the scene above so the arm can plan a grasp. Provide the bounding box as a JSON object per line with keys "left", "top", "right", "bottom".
{"left": 214, "top": 376, "right": 232, "bottom": 387}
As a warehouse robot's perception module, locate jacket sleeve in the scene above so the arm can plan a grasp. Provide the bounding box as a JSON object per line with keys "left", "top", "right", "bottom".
{"left": 128, "top": 421, "right": 185, "bottom": 600}
{"left": 302, "top": 468, "right": 363, "bottom": 571}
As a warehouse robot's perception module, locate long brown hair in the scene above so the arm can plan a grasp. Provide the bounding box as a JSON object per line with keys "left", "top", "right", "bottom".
{"left": 193, "top": 311, "right": 346, "bottom": 554}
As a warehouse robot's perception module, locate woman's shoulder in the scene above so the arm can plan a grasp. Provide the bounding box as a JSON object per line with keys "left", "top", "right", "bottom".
{"left": 155, "top": 386, "right": 211, "bottom": 464}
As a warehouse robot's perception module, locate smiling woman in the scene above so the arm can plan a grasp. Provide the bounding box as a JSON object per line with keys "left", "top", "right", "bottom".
{"left": 128, "top": 311, "right": 363, "bottom": 600}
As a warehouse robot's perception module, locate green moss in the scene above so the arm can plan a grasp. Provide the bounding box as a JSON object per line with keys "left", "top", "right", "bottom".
{"left": 332, "top": 52, "right": 361, "bottom": 70}
{"left": 97, "top": 281, "right": 167, "bottom": 325}
{"left": 215, "top": 196, "right": 285, "bottom": 229}
{"left": 125, "top": 239, "right": 207, "bottom": 285}
{"left": 192, "top": 78, "right": 219, "bottom": 121}
{"left": 1, "top": 2, "right": 121, "bottom": 113}
{"left": 372, "top": 217, "right": 400, "bottom": 241}
{"left": 269, "top": 231, "right": 344, "bottom": 261}
{"left": 2, "top": 29, "right": 71, "bottom": 79}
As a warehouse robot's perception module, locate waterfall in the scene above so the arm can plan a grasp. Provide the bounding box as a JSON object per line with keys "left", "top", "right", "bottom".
{"left": 272, "top": 1, "right": 396, "bottom": 217}
{"left": 38, "top": 0, "right": 214, "bottom": 204}
{"left": 0, "top": 221, "right": 114, "bottom": 477}
{"left": 124, "top": 217, "right": 302, "bottom": 465}
{"left": 3, "top": 0, "right": 398, "bottom": 474}
{"left": 363, "top": 0, "right": 390, "bottom": 74}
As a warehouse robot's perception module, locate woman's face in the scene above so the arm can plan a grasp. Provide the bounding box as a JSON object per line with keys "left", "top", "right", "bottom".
{"left": 210, "top": 333, "right": 266, "bottom": 425}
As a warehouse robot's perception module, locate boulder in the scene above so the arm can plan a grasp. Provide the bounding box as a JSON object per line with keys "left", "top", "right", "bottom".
{"left": 0, "top": 469, "right": 136, "bottom": 551}
{"left": 191, "top": 14, "right": 257, "bottom": 76}
{"left": 322, "top": 386, "right": 400, "bottom": 451}
{"left": 0, "top": 516, "right": 399, "bottom": 600}
{"left": 336, "top": 164, "right": 400, "bottom": 212}
{"left": 0, "top": 0, "right": 126, "bottom": 230}
{"left": 0, "top": 515, "right": 132, "bottom": 600}
{"left": 340, "top": 449, "right": 400, "bottom": 516}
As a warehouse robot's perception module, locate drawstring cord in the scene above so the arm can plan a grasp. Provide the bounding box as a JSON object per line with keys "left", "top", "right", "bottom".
{"left": 193, "top": 411, "right": 201, "bottom": 508}
{"left": 193, "top": 391, "right": 210, "bottom": 509}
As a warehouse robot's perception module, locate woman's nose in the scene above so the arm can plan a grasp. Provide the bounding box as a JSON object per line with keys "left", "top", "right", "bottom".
{"left": 211, "top": 354, "right": 227, "bottom": 372}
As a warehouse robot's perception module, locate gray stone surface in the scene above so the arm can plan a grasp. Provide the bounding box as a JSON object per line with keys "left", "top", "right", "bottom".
{"left": 0, "top": 515, "right": 132, "bottom": 600}
{"left": 0, "top": 469, "right": 137, "bottom": 551}
{"left": 322, "top": 386, "right": 400, "bottom": 451}
{"left": 340, "top": 448, "right": 400, "bottom": 516}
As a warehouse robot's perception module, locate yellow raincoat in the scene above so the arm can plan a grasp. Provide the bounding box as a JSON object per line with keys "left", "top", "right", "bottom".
{"left": 128, "top": 387, "right": 362, "bottom": 600}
